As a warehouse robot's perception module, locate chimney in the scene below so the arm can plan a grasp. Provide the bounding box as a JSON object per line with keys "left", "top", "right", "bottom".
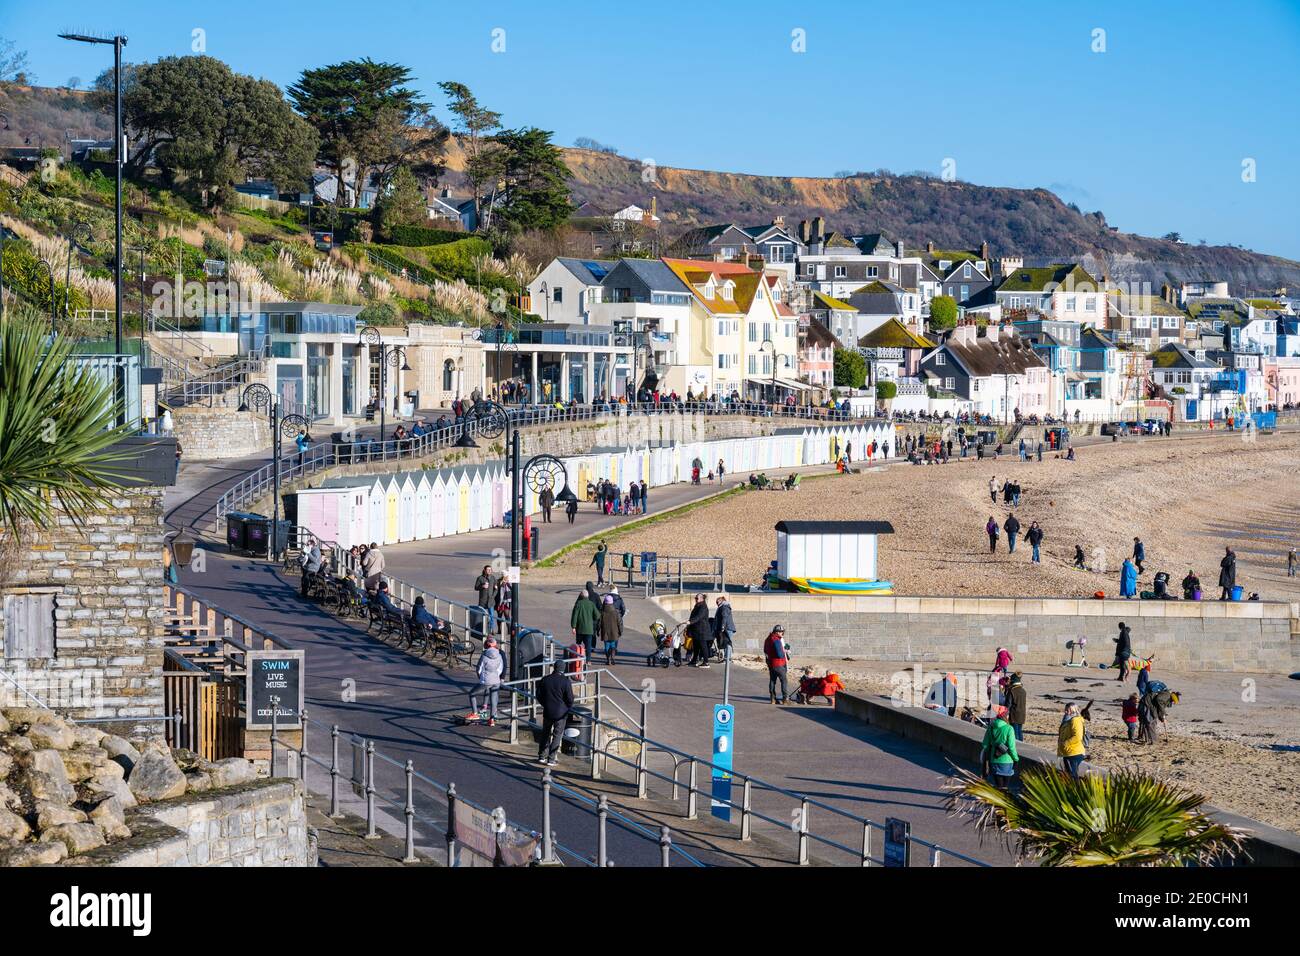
{"left": 798, "top": 219, "right": 811, "bottom": 244}
{"left": 895, "top": 240, "right": 905, "bottom": 259}
{"left": 980, "top": 241, "right": 989, "bottom": 261}
{"left": 772, "top": 215, "right": 784, "bottom": 229}
{"left": 812, "top": 216, "right": 825, "bottom": 240}
{"left": 1161, "top": 283, "right": 1173, "bottom": 304}
{"left": 986, "top": 324, "right": 1000, "bottom": 344}
{"left": 925, "top": 241, "right": 935, "bottom": 254}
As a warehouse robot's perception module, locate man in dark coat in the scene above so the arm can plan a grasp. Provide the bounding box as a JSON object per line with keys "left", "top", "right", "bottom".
{"left": 536, "top": 661, "right": 574, "bottom": 765}
{"left": 1006, "top": 672, "right": 1027, "bottom": 741}
{"left": 712, "top": 595, "right": 736, "bottom": 659}
{"left": 570, "top": 590, "right": 599, "bottom": 659}
{"left": 1113, "top": 622, "right": 1133, "bottom": 681}
{"left": 686, "top": 594, "right": 712, "bottom": 667}
{"left": 1132, "top": 537, "right": 1146, "bottom": 575}
{"left": 1219, "top": 547, "right": 1237, "bottom": 600}
{"left": 539, "top": 486, "right": 554, "bottom": 523}
{"left": 1003, "top": 514, "right": 1021, "bottom": 553}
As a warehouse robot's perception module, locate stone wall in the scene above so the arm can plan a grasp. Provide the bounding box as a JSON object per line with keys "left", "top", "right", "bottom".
{"left": 64, "top": 779, "right": 315, "bottom": 867}
{"left": 172, "top": 405, "right": 271, "bottom": 462}
{"left": 654, "top": 593, "right": 1300, "bottom": 672}
{"left": 2, "top": 490, "right": 167, "bottom": 729}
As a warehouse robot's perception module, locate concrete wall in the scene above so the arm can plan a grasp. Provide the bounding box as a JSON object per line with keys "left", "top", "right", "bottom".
{"left": 172, "top": 405, "right": 271, "bottom": 462}
{"left": 63, "top": 779, "right": 315, "bottom": 867}
{"left": 654, "top": 593, "right": 1299, "bottom": 673}
{"left": 2, "top": 489, "right": 167, "bottom": 728}
{"left": 834, "top": 691, "right": 1300, "bottom": 866}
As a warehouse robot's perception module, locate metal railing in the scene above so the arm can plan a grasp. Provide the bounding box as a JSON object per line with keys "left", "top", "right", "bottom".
{"left": 163, "top": 355, "right": 266, "bottom": 409}
{"left": 617, "top": 554, "right": 726, "bottom": 596}
{"left": 502, "top": 663, "right": 990, "bottom": 868}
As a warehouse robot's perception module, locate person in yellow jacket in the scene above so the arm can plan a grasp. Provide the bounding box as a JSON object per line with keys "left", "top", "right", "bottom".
{"left": 1057, "top": 702, "right": 1087, "bottom": 778}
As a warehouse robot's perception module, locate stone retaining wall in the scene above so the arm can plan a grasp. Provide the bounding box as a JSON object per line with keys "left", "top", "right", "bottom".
{"left": 173, "top": 406, "right": 271, "bottom": 462}
{"left": 654, "top": 593, "right": 1299, "bottom": 672}
{"left": 63, "top": 779, "right": 314, "bottom": 867}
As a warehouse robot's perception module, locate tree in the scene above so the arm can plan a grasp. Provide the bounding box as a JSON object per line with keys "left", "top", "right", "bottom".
{"left": 0, "top": 308, "right": 134, "bottom": 544}
{"left": 98, "top": 56, "right": 317, "bottom": 206}
{"left": 930, "top": 295, "right": 958, "bottom": 330}
{"left": 372, "top": 166, "right": 427, "bottom": 239}
{"left": 1162, "top": 232, "right": 1181, "bottom": 242}
{"left": 875, "top": 380, "right": 897, "bottom": 401}
{"left": 0, "top": 38, "right": 31, "bottom": 84}
{"left": 67, "top": 76, "right": 81, "bottom": 91}
{"left": 945, "top": 764, "right": 1245, "bottom": 867}
{"left": 439, "top": 82, "right": 503, "bottom": 230}
{"left": 290, "top": 60, "right": 446, "bottom": 208}
{"left": 491, "top": 127, "right": 573, "bottom": 233}
{"left": 833, "top": 349, "right": 866, "bottom": 389}
{"left": 573, "top": 137, "right": 618, "bottom": 154}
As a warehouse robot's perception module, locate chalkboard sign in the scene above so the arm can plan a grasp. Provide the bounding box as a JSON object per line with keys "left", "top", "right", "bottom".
{"left": 883, "top": 816, "right": 911, "bottom": 868}
{"left": 246, "top": 650, "right": 305, "bottom": 730}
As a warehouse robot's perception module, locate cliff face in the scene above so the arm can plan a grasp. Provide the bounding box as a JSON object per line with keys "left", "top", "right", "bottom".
{"left": 557, "top": 149, "right": 1300, "bottom": 293}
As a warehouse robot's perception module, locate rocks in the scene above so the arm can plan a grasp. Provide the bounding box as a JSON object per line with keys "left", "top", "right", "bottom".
{"left": 0, "top": 711, "right": 9, "bottom": 734}
{"left": 71, "top": 725, "right": 106, "bottom": 749}
{"left": 87, "top": 796, "right": 130, "bottom": 841}
{"left": 0, "top": 734, "right": 33, "bottom": 757}
{"left": 25, "top": 719, "right": 76, "bottom": 751}
{"left": 39, "top": 821, "right": 105, "bottom": 855}
{"left": 210, "top": 758, "right": 256, "bottom": 788}
{"left": 36, "top": 801, "right": 87, "bottom": 830}
{"left": 0, "top": 808, "right": 31, "bottom": 842}
{"left": 1, "top": 707, "right": 50, "bottom": 727}
{"left": 127, "top": 748, "right": 187, "bottom": 802}
{"left": 0, "top": 749, "right": 12, "bottom": 780}
{"left": 60, "top": 747, "right": 114, "bottom": 784}
{"left": 185, "top": 772, "right": 214, "bottom": 793}
{"left": 0, "top": 782, "right": 21, "bottom": 812}
{"left": 0, "top": 841, "right": 66, "bottom": 867}
{"left": 100, "top": 734, "right": 141, "bottom": 776}
{"left": 21, "top": 750, "right": 77, "bottom": 804}
{"left": 87, "top": 772, "right": 136, "bottom": 810}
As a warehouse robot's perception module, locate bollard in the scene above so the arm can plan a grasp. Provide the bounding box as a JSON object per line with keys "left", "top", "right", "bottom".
{"left": 596, "top": 795, "right": 608, "bottom": 867}
{"left": 298, "top": 707, "right": 309, "bottom": 783}
{"left": 797, "top": 798, "right": 809, "bottom": 866}
{"left": 403, "top": 760, "right": 417, "bottom": 864}
{"left": 636, "top": 700, "right": 649, "bottom": 798}
{"left": 509, "top": 690, "right": 519, "bottom": 745}
{"left": 685, "top": 758, "right": 698, "bottom": 819}
{"left": 861, "top": 821, "right": 872, "bottom": 867}
{"left": 329, "top": 725, "right": 341, "bottom": 818}
{"left": 659, "top": 825, "right": 671, "bottom": 867}
{"left": 446, "top": 783, "right": 459, "bottom": 866}
{"left": 364, "top": 741, "right": 377, "bottom": 839}
{"left": 930, "top": 846, "right": 941, "bottom": 867}
{"left": 740, "top": 778, "right": 753, "bottom": 841}
{"left": 541, "top": 770, "right": 554, "bottom": 863}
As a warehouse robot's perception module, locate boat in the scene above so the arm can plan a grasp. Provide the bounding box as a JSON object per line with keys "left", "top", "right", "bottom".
{"left": 785, "top": 577, "right": 894, "bottom": 595}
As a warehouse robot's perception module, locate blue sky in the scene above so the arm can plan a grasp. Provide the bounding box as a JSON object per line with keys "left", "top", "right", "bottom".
{"left": 4, "top": 0, "right": 1299, "bottom": 257}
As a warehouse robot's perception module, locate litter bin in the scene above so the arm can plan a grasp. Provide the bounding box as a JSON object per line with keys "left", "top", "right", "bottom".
{"left": 226, "top": 512, "right": 254, "bottom": 553}
{"left": 245, "top": 516, "right": 291, "bottom": 557}
{"left": 562, "top": 706, "right": 594, "bottom": 758}
{"left": 529, "top": 527, "right": 540, "bottom": 561}
{"left": 331, "top": 431, "right": 355, "bottom": 465}
{"left": 468, "top": 604, "right": 494, "bottom": 637}
{"left": 1231, "top": 585, "right": 1244, "bottom": 601}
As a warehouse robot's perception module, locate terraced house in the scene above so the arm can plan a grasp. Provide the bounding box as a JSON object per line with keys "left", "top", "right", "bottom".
{"left": 1106, "top": 288, "right": 1190, "bottom": 349}
{"left": 919, "top": 324, "right": 1051, "bottom": 420}
{"left": 663, "top": 259, "right": 801, "bottom": 401}
{"left": 995, "top": 263, "right": 1105, "bottom": 326}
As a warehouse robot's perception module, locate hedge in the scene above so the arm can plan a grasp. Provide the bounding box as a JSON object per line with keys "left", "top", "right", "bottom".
{"left": 386, "top": 224, "right": 469, "bottom": 247}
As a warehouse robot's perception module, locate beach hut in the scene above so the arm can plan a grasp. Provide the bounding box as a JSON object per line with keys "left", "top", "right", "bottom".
{"left": 398, "top": 474, "right": 417, "bottom": 542}
{"left": 470, "top": 472, "right": 487, "bottom": 531}
{"left": 456, "top": 471, "right": 471, "bottom": 534}
{"left": 383, "top": 476, "right": 400, "bottom": 545}
{"left": 342, "top": 486, "right": 368, "bottom": 548}
{"left": 430, "top": 473, "right": 447, "bottom": 539}
{"left": 415, "top": 474, "right": 432, "bottom": 541}
{"left": 366, "top": 480, "right": 386, "bottom": 546}
{"left": 491, "top": 465, "right": 506, "bottom": 526}
{"left": 774, "top": 520, "right": 896, "bottom": 593}
{"left": 443, "top": 471, "right": 460, "bottom": 537}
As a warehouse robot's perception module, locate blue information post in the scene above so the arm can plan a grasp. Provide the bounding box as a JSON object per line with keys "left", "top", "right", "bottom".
{"left": 711, "top": 703, "right": 735, "bottom": 821}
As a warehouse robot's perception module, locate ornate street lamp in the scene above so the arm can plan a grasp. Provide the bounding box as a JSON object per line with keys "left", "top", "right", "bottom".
{"left": 358, "top": 324, "right": 409, "bottom": 440}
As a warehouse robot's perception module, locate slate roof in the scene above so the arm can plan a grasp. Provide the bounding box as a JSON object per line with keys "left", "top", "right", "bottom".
{"left": 609, "top": 257, "right": 689, "bottom": 292}
{"left": 1147, "top": 343, "right": 1217, "bottom": 369}
{"left": 997, "top": 263, "right": 1100, "bottom": 293}
{"left": 857, "top": 318, "right": 935, "bottom": 350}
{"left": 557, "top": 257, "right": 616, "bottom": 285}
{"left": 938, "top": 330, "right": 1049, "bottom": 377}
{"left": 810, "top": 291, "right": 856, "bottom": 312}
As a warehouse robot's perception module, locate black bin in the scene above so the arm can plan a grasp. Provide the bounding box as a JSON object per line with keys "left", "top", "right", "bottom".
{"left": 468, "top": 604, "right": 493, "bottom": 638}
{"left": 226, "top": 512, "right": 252, "bottom": 553}
{"left": 529, "top": 527, "right": 540, "bottom": 560}
{"left": 331, "top": 432, "right": 354, "bottom": 465}
{"left": 562, "top": 706, "right": 594, "bottom": 758}
{"left": 245, "top": 517, "right": 291, "bottom": 557}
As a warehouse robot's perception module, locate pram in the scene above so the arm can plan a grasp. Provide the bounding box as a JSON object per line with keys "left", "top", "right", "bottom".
{"left": 691, "top": 466, "right": 701, "bottom": 485}
{"left": 646, "top": 620, "right": 684, "bottom": 667}
{"left": 791, "top": 669, "right": 846, "bottom": 705}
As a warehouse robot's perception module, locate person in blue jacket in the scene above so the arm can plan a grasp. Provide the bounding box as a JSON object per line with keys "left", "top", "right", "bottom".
{"left": 1120, "top": 558, "right": 1138, "bottom": 598}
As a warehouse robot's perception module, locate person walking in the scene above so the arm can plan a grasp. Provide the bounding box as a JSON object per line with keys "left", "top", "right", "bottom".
{"left": 989, "top": 477, "right": 998, "bottom": 505}
{"left": 639, "top": 480, "right": 649, "bottom": 515}
{"left": 717, "top": 458, "right": 726, "bottom": 486}
{"left": 536, "top": 661, "right": 574, "bottom": 766}
{"left": 1112, "top": 621, "right": 1132, "bottom": 681}
{"left": 467, "top": 636, "right": 504, "bottom": 725}
{"left": 1005, "top": 672, "right": 1027, "bottom": 741}
{"left": 1073, "top": 544, "right": 1086, "bottom": 570}
{"left": 1120, "top": 557, "right": 1138, "bottom": 598}
{"left": 1057, "top": 702, "right": 1087, "bottom": 778}
{"left": 763, "top": 624, "right": 790, "bottom": 704}
{"left": 539, "top": 486, "right": 554, "bottom": 523}
{"left": 1132, "top": 537, "right": 1146, "bottom": 575}
{"left": 1218, "top": 546, "right": 1236, "bottom": 600}
{"left": 986, "top": 516, "right": 1000, "bottom": 553}
{"left": 1011, "top": 480, "right": 1021, "bottom": 507}
{"left": 570, "top": 588, "right": 599, "bottom": 659}
{"left": 980, "top": 705, "right": 1019, "bottom": 789}
{"left": 590, "top": 540, "right": 609, "bottom": 585}
{"left": 1122, "top": 693, "right": 1140, "bottom": 742}
{"left": 712, "top": 595, "right": 736, "bottom": 662}
{"left": 1288, "top": 547, "right": 1297, "bottom": 578}
{"left": 686, "top": 593, "right": 712, "bottom": 667}
{"left": 295, "top": 429, "right": 310, "bottom": 467}
{"left": 1026, "top": 521, "right": 1044, "bottom": 563}
{"left": 1003, "top": 513, "right": 1021, "bottom": 554}
{"left": 1036, "top": 440, "right": 1043, "bottom": 462}
{"left": 361, "top": 542, "right": 385, "bottom": 591}
{"left": 565, "top": 495, "right": 578, "bottom": 524}
{"left": 599, "top": 595, "right": 623, "bottom": 666}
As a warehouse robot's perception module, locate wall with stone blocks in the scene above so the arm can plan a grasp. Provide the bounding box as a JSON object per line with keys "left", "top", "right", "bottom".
{"left": 1, "top": 489, "right": 167, "bottom": 729}
{"left": 63, "top": 780, "right": 315, "bottom": 867}
{"left": 655, "top": 594, "right": 1300, "bottom": 673}
{"left": 173, "top": 405, "right": 271, "bottom": 462}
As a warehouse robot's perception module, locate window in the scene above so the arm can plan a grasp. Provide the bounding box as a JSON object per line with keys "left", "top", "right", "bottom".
{"left": 717, "top": 320, "right": 727, "bottom": 337}
{"left": 1065, "top": 295, "right": 1077, "bottom": 312}
{"left": 768, "top": 245, "right": 788, "bottom": 263}
{"left": 748, "top": 355, "right": 757, "bottom": 374}
{"left": 762, "top": 322, "right": 771, "bottom": 341}
{"left": 3, "top": 592, "right": 56, "bottom": 659}
{"left": 553, "top": 287, "right": 563, "bottom": 303}
{"left": 960, "top": 284, "right": 969, "bottom": 301}
{"left": 834, "top": 266, "right": 847, "bottom": 278}
{"left": 944, "top": 377, "right": 955, "bottom": 390}
{"left": 806, "top": 263, "right": 815, "bottom": 276}
{"left": 867, "top": 266, "right": 879, "bottom": 278}
{"left": 443, "top": 359, "right": 455, "bottom": 391}
{"left": 1084, "top": 295, "right": 1096, "bottom": 312}
{"left": 721, "top": 283, "right": 734, "bottom": 301}
{"left": 748, "top": 323, "right": 757, "bottom": 342}
{"left": 935, "top": 353, "right": 946, "bottom": 366}
{"left": 963, "top": 263, "right": 971, "bottom": 278}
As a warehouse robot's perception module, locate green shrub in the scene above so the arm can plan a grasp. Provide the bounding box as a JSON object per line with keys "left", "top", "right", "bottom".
{"left": 387, "top": 224, "right": 466, "bottom": 247}
{"left": 875, "top": 380, "right": 898, "bottom": 400}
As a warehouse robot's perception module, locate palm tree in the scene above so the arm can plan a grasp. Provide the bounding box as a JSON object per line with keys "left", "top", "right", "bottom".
{"left": 945, "top": 764, "right": 1247, "bottom": 867}
{"left": 0, "top": 307, "right": 134, "bottom": 545}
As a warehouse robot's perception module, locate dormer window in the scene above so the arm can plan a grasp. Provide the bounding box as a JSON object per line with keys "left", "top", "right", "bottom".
{"left": 939, "top": 260, "right": 951, "bottom": 271}
{"left": 720, "top": 281, "right": 734, "bottom": 302}
{"left": 963, "top": 263, "right": 971, "bottom": 278}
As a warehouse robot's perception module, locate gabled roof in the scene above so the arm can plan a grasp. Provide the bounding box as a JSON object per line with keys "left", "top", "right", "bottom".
{"left": 1080, "top": 326, "right": 1115, "bottom": 349}
{"left": 810, "top": 291, "right": 857, "bottom": 312}
{"left": 603, "top": 257, "right": 688, "bottom": 292}
{"left": 556, "top": 257, "right": 616, "bottom": 285}
{"left": 996, "top": 263, "right": 1099, "bottom": 293}
{"left": 662, "top": 259, "right": 761, "bottom": 314}
{"left": 935, "top": 329, "right": 1049, "bottom": 377}
{"left": 1148, "top": 343, "right": 1217, "bottom": 369}
{"left": 854, "top": 233, "right": 894, "bottom": 255}
{"left": 858, "top": 318, "right": 935, "bottom": 350}
{"left": 802, "top": 316, "right": 841, "bottom": 349}
{"left": 1109, "top": 290, "right": 1186, "bottom": 318}
{"left": 852, "top": 280, "right": 904, "bottom": 295}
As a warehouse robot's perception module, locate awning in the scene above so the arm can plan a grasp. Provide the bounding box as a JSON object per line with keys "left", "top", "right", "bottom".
{"left": 746, "top": 376, "right": 812, "bottom": 392}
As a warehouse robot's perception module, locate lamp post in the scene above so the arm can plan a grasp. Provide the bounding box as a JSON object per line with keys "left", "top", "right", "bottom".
{"left": 759, "top": 338, "right": 794, "bottom": 405}
{"left": 240, "top": 383, "right": 310, "bottom": 560}
{"left": 358, "top": 325, "right": 410, "bottom": 441}
{"left": 36, "top": 258, "right": 57, "bottom": 335}
{"left": 60, "top": 31, "right": 127, "bottom": 426}
{"left": 459, "top": 400, "right": 576, "bottom": 680}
